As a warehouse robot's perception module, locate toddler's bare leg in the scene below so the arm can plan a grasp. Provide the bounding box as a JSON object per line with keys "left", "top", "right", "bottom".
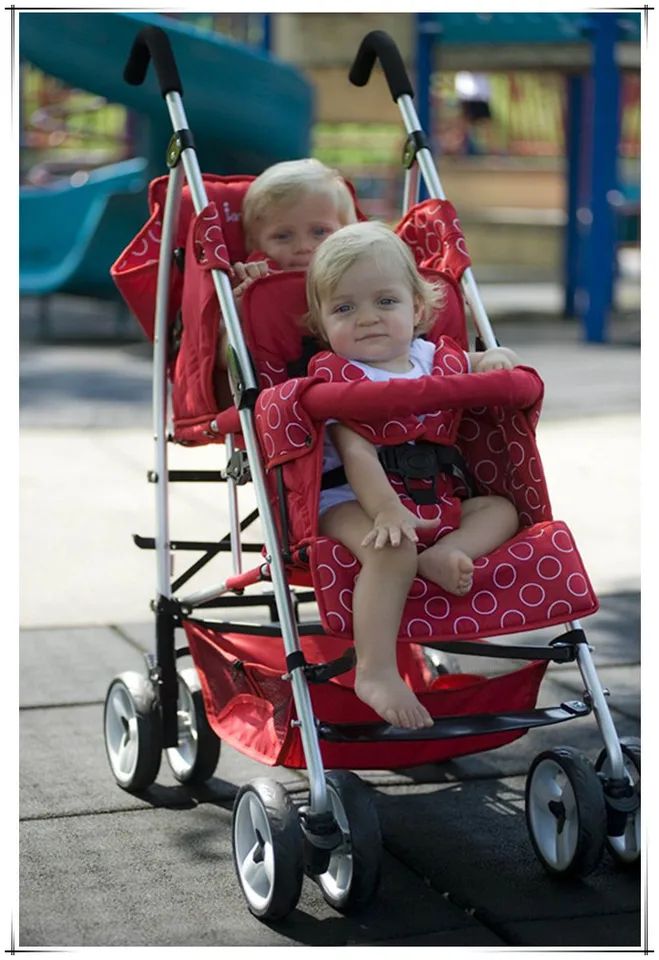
{"left": 319, "top": 501, "right": 433, "bottom": 730}
{"left": 418, "top": 496, "right": 518, "bottom": 595}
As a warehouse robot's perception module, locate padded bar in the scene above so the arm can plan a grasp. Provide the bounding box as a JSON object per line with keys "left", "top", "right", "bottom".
{"left": 302, "top": 366, "right": 543, "bottom": 422}
{"left": 318, "top": 702, "right": 591, "bottom": 743}
{"left": 124, "top": 26, "right": 183, "bottom": 97}
{"left": 349, "top": 30, "right": 414, "bottom": 102}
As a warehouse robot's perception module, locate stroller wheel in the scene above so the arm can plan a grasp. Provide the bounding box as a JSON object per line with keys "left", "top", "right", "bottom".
{"left": 595, "top": 736, "right": 641, "bottom": 869}
{"left": 525, "top": 746, "right": 606, "bottom": 878}
{"left": 232, "top": 778, "right": 304, "bottom": 920}
{"left": 103, "top": 671, "right": 162, "bottom": 792}
{"left": 165, "top": 667, "right": 221, "bottom": 784}
{"left": 316, "top": 771, "right": 382, "bottom": 913}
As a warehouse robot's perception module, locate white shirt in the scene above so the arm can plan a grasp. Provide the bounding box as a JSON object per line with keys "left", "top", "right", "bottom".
{"left": 323, "top": 338, "right": 460, "bottom": 472}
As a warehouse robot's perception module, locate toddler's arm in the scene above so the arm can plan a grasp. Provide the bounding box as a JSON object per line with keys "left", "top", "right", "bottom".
{"left": 329, "top": 423, "right": 442, "bottom": 549}
{"left": 216, "top": 260, "right": 271, "bottom": 370}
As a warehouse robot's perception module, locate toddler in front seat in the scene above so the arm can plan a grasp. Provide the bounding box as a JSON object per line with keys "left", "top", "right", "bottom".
{"left": 305, "top": 220, "right": 522, "bottom": 730}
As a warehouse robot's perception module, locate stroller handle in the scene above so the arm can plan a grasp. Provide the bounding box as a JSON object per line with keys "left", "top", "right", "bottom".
{"left": 349, "top": 30, "right": 414, "bottom": 102}
{"left": 124, "top": 26, "right": 183, "bottom": 98}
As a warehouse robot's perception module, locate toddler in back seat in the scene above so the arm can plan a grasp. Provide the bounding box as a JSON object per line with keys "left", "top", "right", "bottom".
{"left": 216, "top": 158, "right": 357, "bottom": 367}
{"left": 305, "top": 221, "right": 523, "bottom": 730}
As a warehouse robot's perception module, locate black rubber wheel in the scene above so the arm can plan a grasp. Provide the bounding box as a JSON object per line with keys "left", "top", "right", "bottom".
{"left": 315, "top": 770, "right": 382, "bottom": 913}
{"left": 232, "top": 778, "right": 304, "bottom": 921}
{"left": 525, "top": 746, "right": 607, "bottom": 878}
{"left": 165, "top": 667, "right": 221, "bottom": 784}
{"left": 595, "top": 736, "right": 641, "bottom": 870}
{"left": 103, "top": 671, "right": 162, "bottom": 792}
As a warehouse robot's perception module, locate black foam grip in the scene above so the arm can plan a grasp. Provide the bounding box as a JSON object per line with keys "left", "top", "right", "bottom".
{"left": 349, "top": 30, "right": 414, "bottom": 102}
{"left": 124, "top": 26, "right": 183, "bottom": 98}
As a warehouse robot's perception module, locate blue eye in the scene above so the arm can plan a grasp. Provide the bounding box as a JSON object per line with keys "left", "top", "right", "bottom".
{"left": 273, "top": 232, "right": 290, "bottom": 241}
{"left": 379, "top": 297, "right": 397, "bottom": 306}
{"left": 333, "top": 303, "right": 352, "bottom": 314}
{"left": 313, "top": 226, "right": 331, "bottom": 237}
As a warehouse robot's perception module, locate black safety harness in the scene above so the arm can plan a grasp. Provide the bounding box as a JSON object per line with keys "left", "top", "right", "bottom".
{"left": 321, "top": 439, "right": 477, "bottom": 505}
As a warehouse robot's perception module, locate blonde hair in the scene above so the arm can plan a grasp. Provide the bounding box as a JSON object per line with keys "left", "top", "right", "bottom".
{"left": 242, "top": 158, "right": 357, "bottom": 250}
{"left": 305, "top": 220, "right": 446, "bottom": 339}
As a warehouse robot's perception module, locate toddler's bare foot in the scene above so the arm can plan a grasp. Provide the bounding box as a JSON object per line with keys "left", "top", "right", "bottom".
{"left": 419, "top": 548, "right": 474, "bottom": 596}
{"left": 354, "top": 666, "right": 434, "bottom": 730}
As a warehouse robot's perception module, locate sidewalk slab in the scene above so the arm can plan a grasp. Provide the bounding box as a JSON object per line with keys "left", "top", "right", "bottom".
{"left": 374, "top": 778, "right": 640, "bottom": 948}
{"left": 20, "top": 809, "right": 498, "bottom": 947}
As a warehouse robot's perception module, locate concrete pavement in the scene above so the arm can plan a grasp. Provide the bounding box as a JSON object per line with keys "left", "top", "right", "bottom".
{"left": 18, "top": 294, "right": 642, "bottom": 948}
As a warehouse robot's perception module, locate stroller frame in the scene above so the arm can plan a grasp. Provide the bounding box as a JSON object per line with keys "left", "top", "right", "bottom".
{"left": 104, "top": 26, "right": 639, "bottom": 918}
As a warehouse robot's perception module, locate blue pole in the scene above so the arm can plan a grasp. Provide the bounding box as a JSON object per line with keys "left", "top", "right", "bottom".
{"left": 583, "top": 12, "right": 620, "bottom": 342}
{"left": 415, "top": 13, "right": 433, "bottom": 138}
{"left": 415, "top": 13, "right": 438, "bottom": 202}
{"left": 563, "top": 73, "right": 584, "bottom": 318}
{"left": 261, "top": 13, "right": 272, "bottom": 54}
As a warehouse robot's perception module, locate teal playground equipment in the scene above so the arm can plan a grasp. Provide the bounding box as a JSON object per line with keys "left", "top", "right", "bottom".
{"left": 414, "top": 11, "right": 641, "bottom": 342}
{"left": 19, "top": 11, "right": 312, "bottom": 312}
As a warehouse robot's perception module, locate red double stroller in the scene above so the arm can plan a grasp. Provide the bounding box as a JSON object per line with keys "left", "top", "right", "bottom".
{"left": 104, "top": 27, "right": 641, "bottom": 921}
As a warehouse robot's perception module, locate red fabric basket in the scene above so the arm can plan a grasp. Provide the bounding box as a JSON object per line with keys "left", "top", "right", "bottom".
{"left": 184, "top": 621, "right": 548, "bottom": 770}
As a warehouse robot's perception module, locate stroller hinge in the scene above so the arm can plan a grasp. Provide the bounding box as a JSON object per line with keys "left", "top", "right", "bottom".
{"left": 298, "top": 805, "right": 343, "bottom": 876}
{"left": 402, "top": 130, "right": 432, "bottom": 170}
{"left": 166, "top": 128, "right": 195, "bottom": 168}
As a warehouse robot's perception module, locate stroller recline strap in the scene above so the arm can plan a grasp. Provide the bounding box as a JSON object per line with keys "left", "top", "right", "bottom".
{"left": 285, "top": 648, "right": 356, "bottom": 683}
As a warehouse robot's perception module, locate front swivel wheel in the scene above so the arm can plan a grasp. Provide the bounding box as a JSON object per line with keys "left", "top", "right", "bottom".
{"left": 595, "top": 736, "right": 641, "bottom": 869}
{"left": 315, "top": 770, "right": 382, "bottom": 913}
{"left": 103, "top": 671, "right": 162, "bottom": 792}
{"left": 232, "top": 778, "right": 304, "bottom": 921}
{"left": 525, "top": 746, "right": 606, "bottom": 878}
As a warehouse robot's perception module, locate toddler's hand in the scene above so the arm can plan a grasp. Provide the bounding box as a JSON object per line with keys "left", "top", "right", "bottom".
{"left": 475, "top": 347, "right": 519, "bottom": 372}
{"left": 362, "top": 503, "right": 443, "bottom": 550}
{"left": 230, "top": 260, "right": 270, "bottom": 302}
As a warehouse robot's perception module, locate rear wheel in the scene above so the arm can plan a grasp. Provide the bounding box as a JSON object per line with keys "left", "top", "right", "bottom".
{"left": 103, "top": 671, "right": 162, "bottom": 792}
{"left": 525, "top": 746, "right": 606, "bottom": 878}
{"left": 315, "top": 771, "right": 382, "bottom": 913}
{"left": 165, "top": 667, "right": 221, "bottom": 784}
{"left": 595, "top": 737, "right": 641, "bottom": 869}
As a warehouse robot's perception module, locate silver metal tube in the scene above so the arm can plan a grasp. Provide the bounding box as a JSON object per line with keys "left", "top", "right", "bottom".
{"left": 179, "top": 582, "right": 230, "bottom": 608}
{"left": 396, "top": 94, "right": 498, "bottom": 350}
{"left": 160, "top": 91, "right": 328, "bottom": 811}
{"left": 237, "top": 410, "right": 328, "bottom": 811}
{"left": 570, "top": 619, "right": 625, "bottom": 779}
{"left": 224, "top": 435, "right": 243, "bottom": 576}
{"left": 402, "top": 163, "right": 420, "bottom": 215}
{"left": 152, "top": 162, "right": 184, "bottom": 601}
{"left": 162, "top": 92, "right": 258, "bottom": 397}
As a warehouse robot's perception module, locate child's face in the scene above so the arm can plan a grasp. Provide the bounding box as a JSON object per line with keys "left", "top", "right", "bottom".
{"left": 251, "top": 193, "right": 344, "bottom": 270}
{"left": 319, "top": 255, "right": 423, "bottom": 371}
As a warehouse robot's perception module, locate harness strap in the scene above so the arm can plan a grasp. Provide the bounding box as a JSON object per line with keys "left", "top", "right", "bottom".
{"left": 321, "top": 441, "right": 476, "bottom": 505}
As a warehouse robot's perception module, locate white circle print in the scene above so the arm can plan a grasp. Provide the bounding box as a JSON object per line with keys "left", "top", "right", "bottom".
{"left": 519, "top": 583, "right": 546, "bottom": 607}
{"left": 406, "top": 618, "right": 434, "bottom": 637}
{"left": 536, "top": 555, "right": 562, "bottom": 581}
{"left": 493, "top": 563, "right": 517, "bottom": 589}
{"left": 471, "top": 591, "right": 497, "bottom": 616}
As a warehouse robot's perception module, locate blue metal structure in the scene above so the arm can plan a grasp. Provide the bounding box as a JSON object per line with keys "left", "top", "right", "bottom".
{"left": 414, "top": 11, "right": 641, "bottom": 343}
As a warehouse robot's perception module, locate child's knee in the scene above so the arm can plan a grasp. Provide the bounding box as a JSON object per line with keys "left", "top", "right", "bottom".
{"left": 362, "top": 538, "right": 418, "bottom": 575}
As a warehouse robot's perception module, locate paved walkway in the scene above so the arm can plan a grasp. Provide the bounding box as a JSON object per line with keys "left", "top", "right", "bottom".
{"left": 18, "top": 293, "right": 642, "bottom": 949}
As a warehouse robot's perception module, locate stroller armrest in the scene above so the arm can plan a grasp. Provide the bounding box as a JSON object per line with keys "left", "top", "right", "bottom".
{"left": 302, "top": 366, "right": 544, "bottom": 422}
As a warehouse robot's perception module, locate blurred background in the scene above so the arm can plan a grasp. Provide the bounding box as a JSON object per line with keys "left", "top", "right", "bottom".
{"left": 18, "top": 11, "right": 641, "bottom": 344}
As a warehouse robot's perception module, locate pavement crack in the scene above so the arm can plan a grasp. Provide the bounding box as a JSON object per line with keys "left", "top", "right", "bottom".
{"left": 20, "top": 700, "right": 104, "bottom": 711}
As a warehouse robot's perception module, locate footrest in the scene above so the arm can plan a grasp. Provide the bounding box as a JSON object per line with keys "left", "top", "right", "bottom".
{"left": 317, "top": 700, "right": 591, "bottom": 743}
